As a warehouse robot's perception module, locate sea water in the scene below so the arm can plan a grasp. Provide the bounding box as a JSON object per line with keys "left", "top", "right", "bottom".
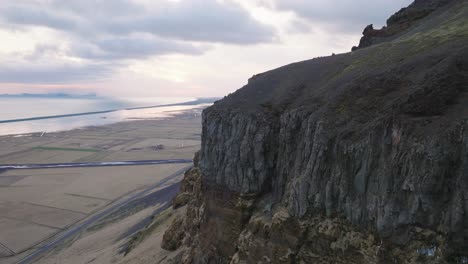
{"left": 0, "top": 97, "right": 203, "bottom": 136}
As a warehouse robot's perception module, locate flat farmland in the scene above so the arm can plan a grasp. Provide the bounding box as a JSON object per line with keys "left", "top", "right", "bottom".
{"left": 0, "top": 112, "right": 202, "bottom": 262}
{"left": 0, "top": 115, "right": 201, "bottom": 165}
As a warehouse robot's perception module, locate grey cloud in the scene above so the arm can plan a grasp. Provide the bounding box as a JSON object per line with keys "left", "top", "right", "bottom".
{"left": 101, "top": 1, "right": 276, "bottom": 44}
{"left": 270, "top": 0, "right": 413, "bottom": 31}
{"left": 1, "top": 5, "right": 76, "bottom": 31}
{"left": 286, "top": 19, "right": 313, "bottom": 34}
{"left": 0, "top": 63, "right": 114, "bottom": 84}
{"left": 0, "top": 0, "right": 277, "bottom": 84}
{"left": 0, "top": 0, "right": 276, "bottom": 45}
{"left": 51, "top": 0, "right": 143, "bottom": 17}
{"left": 71, "top": 36, "right": 206, "bottom": 60}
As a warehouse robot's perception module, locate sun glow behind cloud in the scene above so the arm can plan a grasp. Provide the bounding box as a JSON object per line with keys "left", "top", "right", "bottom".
{"left": 0, "top": 0, "right": 412, "bottom": 97}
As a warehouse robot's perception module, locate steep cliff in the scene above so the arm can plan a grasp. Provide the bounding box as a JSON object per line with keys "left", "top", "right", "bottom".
{"left": 164, "top": 1, "right": 468, "bottom": 263}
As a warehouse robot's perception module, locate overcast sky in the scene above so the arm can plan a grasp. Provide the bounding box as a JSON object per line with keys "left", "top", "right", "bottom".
{"left": 0, "top": 0, "right": 412, "bottom": 98}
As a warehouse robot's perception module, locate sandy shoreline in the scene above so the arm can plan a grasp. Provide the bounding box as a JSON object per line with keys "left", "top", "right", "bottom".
{"left": 0, "top": 103, "right": 209, "bottom": 137}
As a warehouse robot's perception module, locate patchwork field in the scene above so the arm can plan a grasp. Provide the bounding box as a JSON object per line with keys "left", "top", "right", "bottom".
{"left": 0, "top": 112, "right": 201, "bottom": 164}
{"left": 0, "top": 111, "right": 202, "bottom": 263}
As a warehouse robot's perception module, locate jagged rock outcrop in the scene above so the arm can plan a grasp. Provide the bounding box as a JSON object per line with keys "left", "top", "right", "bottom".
{"left": 172, "top": 155, "right": 202, "bottom": 209}
{"left": 163, "top": 1, "right": 468, "bottom": 263}
{"left": 353, "top": 0, "right": 456, "bottom": 50}
{"left": 161, "top": 216, "right": 185, "bottom": 251}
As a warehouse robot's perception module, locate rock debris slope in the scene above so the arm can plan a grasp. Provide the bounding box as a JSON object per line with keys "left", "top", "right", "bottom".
{"left": 163, "top": 0, "right": 468, "bottom": 263}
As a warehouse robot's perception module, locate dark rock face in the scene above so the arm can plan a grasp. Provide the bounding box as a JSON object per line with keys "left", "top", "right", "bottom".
{"left": 172, "top": 162, "right": 202, "bottom": 209}
{"left": 172, "top": 192, "right": 191, "bottom": 209}
{"left": 200, "top": 110, "right": 278, "bottom": 194}
{"left": 164, "top": 1, "right": 468, "bottom": 263}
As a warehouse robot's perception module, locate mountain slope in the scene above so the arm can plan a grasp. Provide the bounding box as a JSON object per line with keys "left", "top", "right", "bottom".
{"left": 163, "top": 1, "right": 468, "bottom": 263}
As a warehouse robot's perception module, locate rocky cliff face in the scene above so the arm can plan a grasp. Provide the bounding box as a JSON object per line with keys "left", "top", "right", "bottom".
{"left": 164, "top": 1, "right": 468, "bottom": 263}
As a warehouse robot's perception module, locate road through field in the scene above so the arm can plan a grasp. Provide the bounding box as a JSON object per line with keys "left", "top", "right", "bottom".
{"left": 16, "top": 164, "right": 191, "bottom": 264}
{"left": 0, "top": 159, "right": 192, "bottom": 170}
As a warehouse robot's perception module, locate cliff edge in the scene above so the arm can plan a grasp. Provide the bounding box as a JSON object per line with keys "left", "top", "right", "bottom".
{"left": 164, "top": 1, "right": 468, "bottom": 263}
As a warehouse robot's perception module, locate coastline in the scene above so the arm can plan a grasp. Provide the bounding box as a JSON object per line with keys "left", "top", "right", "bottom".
{"left": 0, "top": 106, "right": 205, "bottom": 164}
{"left": 0, "top": 97, "right": 216, "bottom": 125}
{"left": 0, "top": 102, "right": 210, "bottom": 137}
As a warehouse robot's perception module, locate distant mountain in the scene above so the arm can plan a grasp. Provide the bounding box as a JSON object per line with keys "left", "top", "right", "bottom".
{"left": 176, "top": 97, "right": 222, "bottom": 105}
